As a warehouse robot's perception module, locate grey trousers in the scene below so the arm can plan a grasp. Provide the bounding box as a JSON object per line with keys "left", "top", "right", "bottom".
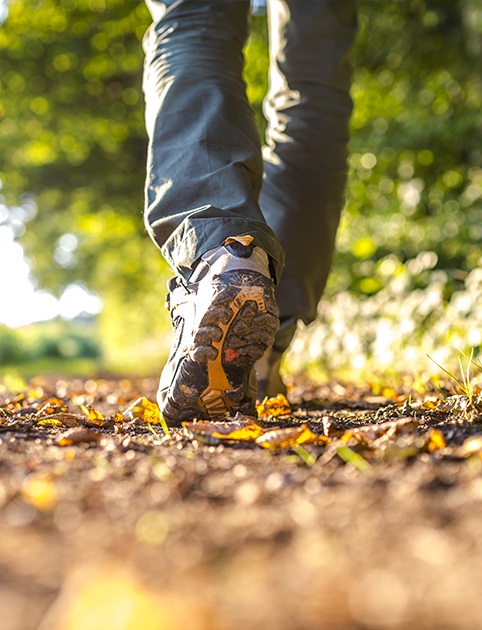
{"left": 143, "top": 0, "right": 357, "bottom": 353}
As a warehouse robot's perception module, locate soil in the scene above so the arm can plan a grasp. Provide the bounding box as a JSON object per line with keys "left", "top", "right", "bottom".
{"left": 2, "top": 375, "right": 482, "bottom": 630}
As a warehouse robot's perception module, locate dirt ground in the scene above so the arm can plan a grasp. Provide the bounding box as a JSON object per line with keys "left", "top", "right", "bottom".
{"left": 2, "top": 375, "right": 482, "bottom": 630}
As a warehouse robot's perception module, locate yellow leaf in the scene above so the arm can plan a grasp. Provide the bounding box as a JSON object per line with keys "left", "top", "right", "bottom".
{"left": 38, "top": 418, "right": 63, "bottom": 427}
{"left": 423, "top": 399, "right": 440, "bottom": 410}
{"left": 183, "top": 418, "right": 263, "bottom": 444}
{"left": 256, "top": 393, "right": 291, "bottom": 418}
{"left": 340, "top": 429, "right": 356, "bottom": 443}
{"left": 212, "top": 423, "right": 264, "bottom": 442}
{"left": 87, "top": 404, "right": 105, "bottom": 425}
{"left": 123, "top": 397, "right": 161, "bottom": 424}
{"left": 42, "top": 412, "right": 79, "bottom": 427}
{"left": 427, "top": 428, "right": 446, "bottom": 452}
{"left": 255, "top": 424, "right": 320, "bottom": 450}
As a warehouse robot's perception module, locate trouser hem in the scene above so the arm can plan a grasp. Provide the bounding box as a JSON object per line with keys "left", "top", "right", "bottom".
{"left": 150, "top": 215, "right": 285, "bottom": 284}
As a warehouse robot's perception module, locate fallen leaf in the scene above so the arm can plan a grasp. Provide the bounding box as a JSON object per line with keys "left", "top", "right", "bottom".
{"left": 427, "top": 428, "right": 446, "bottom": 452}
{"left": 37, "top": 398, "right": 69, "bottom": 415}
{"left": 123, "top": 397, "right": 161, "bottom": 424}
{"left": 42, "top": 413, "right": 79, "bottom": 427}
{"left": 214, "top": 424, "right": 264, "bottom": 442}
{"left": 57, "top": 428, "right": 103, "bottom": 446}
{"left": 455, "top": 434, "right": 482, "bottom": 458}
{"left": 257, "top": 394, "right": 291, "bottom": 418}
{"left": 12, "top": 406, "right": 38, "bottom": 417}
{"left": 423, "top": 399, "right": 441, "bottom": 410}
{"left": 86, "top": 405, "right": 105, "bottom": 426}
{"left": 340, "top": 417, "right": 419, "bottom": 445}
{"left": 183, "top": 418, "right": 264, "bottom": 444}
{"left": 26, "top": 387, "right": 45, "bottom": 401}
{"left": 340, "top": 429, "right": 376, "bottom": 445}
{"left": 255, "top": 424, "right": 323, "bottom": 450}
{"left": 38, "top": 418, "right": 64, "bottom": 427}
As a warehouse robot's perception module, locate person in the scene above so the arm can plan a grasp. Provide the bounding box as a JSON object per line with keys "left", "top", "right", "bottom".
{"left": 142, "top": 0, "right": 357, "bottom": 423}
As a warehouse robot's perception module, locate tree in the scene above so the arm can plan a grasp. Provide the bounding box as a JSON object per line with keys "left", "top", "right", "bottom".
{"left": 1, "top": 0, "right": 481, "bottom": 369}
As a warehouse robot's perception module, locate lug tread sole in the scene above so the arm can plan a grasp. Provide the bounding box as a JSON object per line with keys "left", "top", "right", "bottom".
{"left": 160, "top": 270, "right": 278, "bottom": 424}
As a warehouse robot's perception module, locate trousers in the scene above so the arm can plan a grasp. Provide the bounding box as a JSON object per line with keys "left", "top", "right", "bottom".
{"left": 143, "top": 0, "right": 357, "bottom": 352}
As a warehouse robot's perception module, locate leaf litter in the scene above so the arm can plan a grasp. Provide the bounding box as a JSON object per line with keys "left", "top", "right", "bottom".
{"left": 0, "top": 379, "right": 478, "bottom": 461}
{"left": 3, "top": 375, "right": 482, "bottom": 629}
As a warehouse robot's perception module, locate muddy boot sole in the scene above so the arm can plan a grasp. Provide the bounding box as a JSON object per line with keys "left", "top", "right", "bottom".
{"left": 158, "top": 269, "right": 279, "bottom": 424}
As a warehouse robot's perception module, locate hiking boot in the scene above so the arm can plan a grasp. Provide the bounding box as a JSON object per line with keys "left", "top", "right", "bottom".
{"left": 255, "top": 347, "right": 287, "bottom": 401}
{"left": 255, "top": 318, "right": 298, "bottom": 400}
{"left": 158, "top": 236, "right": 279, "bottom": 424}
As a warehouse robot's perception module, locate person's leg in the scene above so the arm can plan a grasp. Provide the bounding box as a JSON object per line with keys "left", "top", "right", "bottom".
{"left": 260, "top": 0, "right": 357, "bottom": 356}
{"left": 143, "top": 0, "right": 284, "bottom": 282}
{"left": 143, "top": 0, "right": 282, "bottom": 421}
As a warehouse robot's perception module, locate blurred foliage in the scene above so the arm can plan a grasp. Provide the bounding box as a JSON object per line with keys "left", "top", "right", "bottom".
{"left": 0, "top": 0, "right": 481, "bottom": 373}
{"left": 0, "top": 0, "right": 157, "bottom": 291}
{"left": 0, "top": 0, "right": 170, "bottom": 367}
{"left": 0, "top": 320, "right": 100, "bottom": 369}
{"left": 337, "top": 0, "right": 482, "bottom": 299}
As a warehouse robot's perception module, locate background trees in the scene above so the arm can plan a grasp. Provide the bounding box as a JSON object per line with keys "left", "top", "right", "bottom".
{"left": 1, "top": 0, "right": 481, "bottom": 374}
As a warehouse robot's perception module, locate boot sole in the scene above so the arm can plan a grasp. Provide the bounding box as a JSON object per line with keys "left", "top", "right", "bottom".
{"left": 159, "top": 270, "right": 279, "bottom": 423}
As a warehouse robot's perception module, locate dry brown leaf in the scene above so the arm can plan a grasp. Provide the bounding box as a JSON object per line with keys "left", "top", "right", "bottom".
{"left": 37, "top": 398, "right": 69, "bottom": 415}
{"left": 11, "top": 406, "right": 38, "bottom": 417}
{"left": 455, "top": 434, "right": 482, "bottom": 458}
{"left": 340, "top": 429, "right": 376, "bottom": 445}
{"left": 342, "top": 417, "right": 419, "bottom": 443}
{"left": 256, "top": 394, "right": 291, "bottom": 418}
{"left": 43, "top": 412, "right": 79, "bottom": 427}
{"left": 57, "top": 428, "right": 103, "bottom": 447}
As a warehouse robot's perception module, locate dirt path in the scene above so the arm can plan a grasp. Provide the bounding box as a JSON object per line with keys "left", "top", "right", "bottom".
{"left": 2, "top": 376, "right": 482, "bottom": 630}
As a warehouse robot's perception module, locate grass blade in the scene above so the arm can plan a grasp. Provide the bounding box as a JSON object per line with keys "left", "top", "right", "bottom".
{"left": 427, "top": 354, "right": 466, "bottom": 393}
{"left": 291, "top": 444, "right": 317, "bottom": 467}
{"left": 158, "top": 413, "right": 172, "bottom": 439}
{"left": 336, "top": 445, "right": 371, "bottom": 473}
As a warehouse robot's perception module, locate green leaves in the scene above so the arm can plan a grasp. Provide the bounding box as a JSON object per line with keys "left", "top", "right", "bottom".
{"left": 1, "top": 0, "right": 481, "bottom": 374}
{"left": 0, "top": 0, "right": 152, "bottom": 293}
